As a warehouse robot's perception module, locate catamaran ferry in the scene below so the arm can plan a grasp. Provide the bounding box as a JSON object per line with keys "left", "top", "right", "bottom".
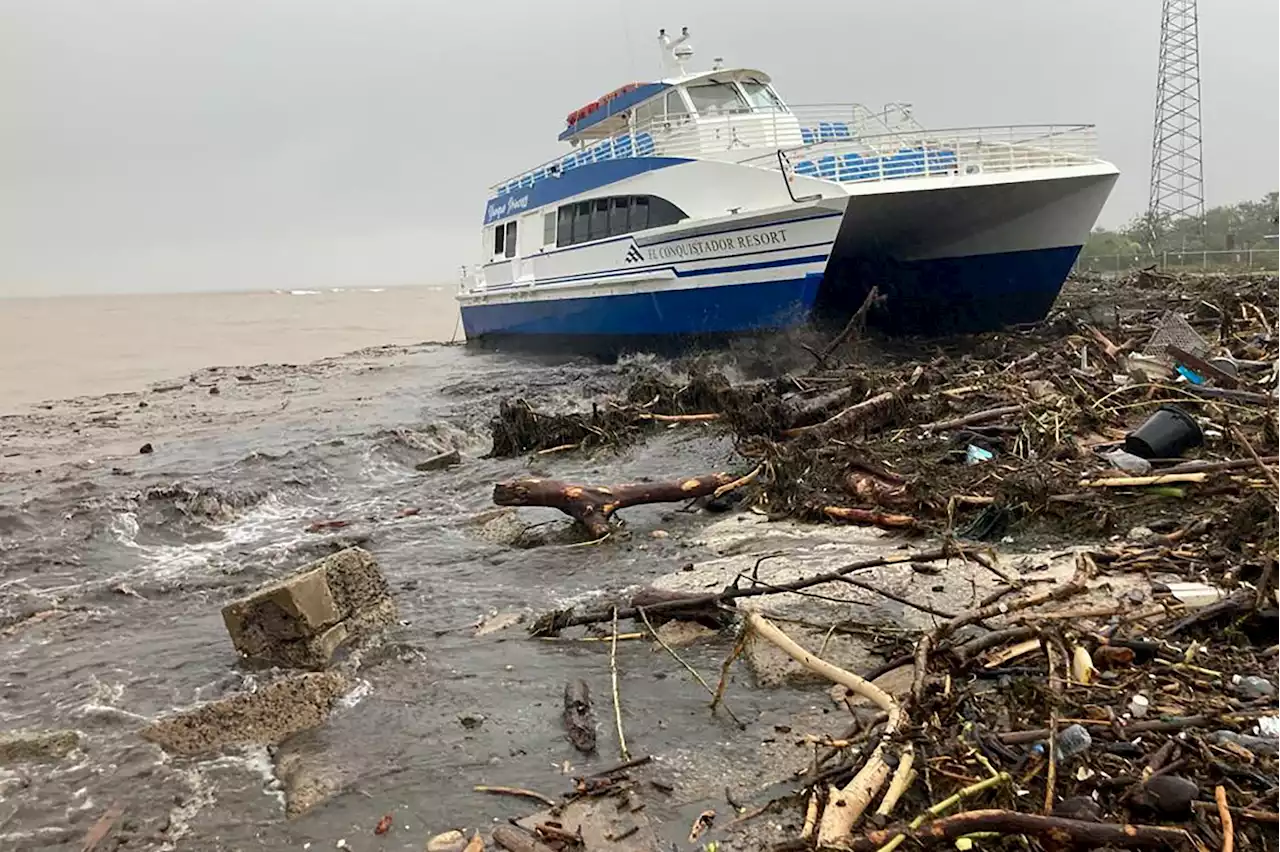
{"left": 457, "top": 28, "right": 1118, "bottom": 349}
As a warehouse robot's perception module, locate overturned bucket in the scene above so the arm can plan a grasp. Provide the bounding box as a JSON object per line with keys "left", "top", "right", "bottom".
{"left": 1124, "top": 404, "right": 1204, "bottom": 459}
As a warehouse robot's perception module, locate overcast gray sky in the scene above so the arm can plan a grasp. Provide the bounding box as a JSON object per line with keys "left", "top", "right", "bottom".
{"left": 3, "top": 0, "right": 1277, "bottom": 296}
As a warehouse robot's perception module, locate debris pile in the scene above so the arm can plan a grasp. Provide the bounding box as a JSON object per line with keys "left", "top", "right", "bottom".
{"left": 481, "top": 273, "right": 1277, "bottom": 851}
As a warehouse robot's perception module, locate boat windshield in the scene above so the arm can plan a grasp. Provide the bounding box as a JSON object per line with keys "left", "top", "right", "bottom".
{"left": 739, "top": 77, "right": 786, "bottom": 112}
{"left": 686, "top": 81, "right": 750, "bottom": 116}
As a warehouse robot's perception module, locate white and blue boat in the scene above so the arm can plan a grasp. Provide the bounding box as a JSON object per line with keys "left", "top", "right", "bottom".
{"left": 457, "top": 28, "right": 1119, "bottom": 349}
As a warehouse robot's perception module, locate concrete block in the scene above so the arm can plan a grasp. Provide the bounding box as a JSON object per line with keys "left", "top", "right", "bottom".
{"left": 221, "top": 546, "right": 396, "bottom": 668}
{"left": 0, "top": 729, "right": 82, "bottom": 764}
{"left": 142, "top": 671, "right": 347, "bottom": 757}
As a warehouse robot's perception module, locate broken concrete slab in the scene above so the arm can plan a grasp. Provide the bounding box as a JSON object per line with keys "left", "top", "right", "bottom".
{"left": 141, "top": 671, "right": 348, "bottom": 757}
{"left": 0, "top": 729, "right": 82, "bottom": 764}
{"left": 221, "top": 546, "right": 397, "bottom": 669}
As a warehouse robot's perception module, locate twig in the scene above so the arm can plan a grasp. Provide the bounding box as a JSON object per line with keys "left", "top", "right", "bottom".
{"left": 920, "top": 405, "right": 1022, "bottom": 433}
{"left": 1043, "top": 711, "right": 1058, "bottom": 815}
{"left": 636, "top": 411, "right": 721, "bottom": 422}
{"left": 713, "top": 463, "right": 763, "bottom": 498}
{"left": 711, "top": 628, "right": 748, "bottom": 714}
{"left": 638, "top": 607, "right": 746, "bottom": 729}
{"left": 1232, "top": 427, "right": 1279, "bottom": 493}
{"left": 610, "top": 607, "right": 630, "bottom": 761}
{"left": 857, "top": 808, "right": 1189, "bottom": 851}
{"left": 801, "top": 791, "right": 820, "bottom": 839}
{"left": 1083, "top": 472, "right": 1208, "bottom": 487}
{"left": 875, "top": 745, "right": 916, "bottom": 818}
{"left": 1216, "top": 785, "right": 1235, "bottom": 852}
{"left": 473, "top": 785, "right": 559, "bottom": 807}
{"left": 836, "top": 576, "right": 956, "bottom": 619}
{"left": 747, "top": 612, "right": 900, "bottom": 847}
{"left": 869, "top": 773, "right": 1009, "bottom": 852}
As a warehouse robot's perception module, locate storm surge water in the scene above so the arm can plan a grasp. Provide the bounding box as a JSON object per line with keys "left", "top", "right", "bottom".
{"left": 0, "top": 298, "right": 811, "bottom": 850}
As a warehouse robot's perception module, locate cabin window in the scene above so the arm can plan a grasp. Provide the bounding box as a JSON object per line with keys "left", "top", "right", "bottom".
{"left": 492, "top": 224, "right": 505, "bottom": 256}
{"left": 557, "top": 206, "right": 574, "bottom": 246}
{"left": 552, "top": 195, "right": 688, "bottom": 247}
{"left": 664, "top": 90, "right": 690, "bottom": 119}
{"left": 687, "top": 81, "right": 750, "bottom": 115}
{"left": 609, "top": 198, "right": 629, "bottom": 234}
{"left": 573, "top": 202, "right": 591, "bottom": 243}
{"left": 740, "top": 78, "right": 786, "bottom": 111}
{"left": 504, "top": 221, "right": 517, "bottom": 258}
{"left": 633, "top": 100, "right": 655, "bottom": 127}
{"left": 589, "top": 199, "right": 610, "bottom": 240}
{"left": 629, "top": 196, "right": 649, "bottom": 231}
{"left": 543, "top": 212, "right": 557, "bottom": 246}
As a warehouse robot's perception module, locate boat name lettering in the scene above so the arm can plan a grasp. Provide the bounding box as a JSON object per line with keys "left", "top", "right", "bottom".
{"left": 646, "top": 228, "right": 787, "bottom": 260}
{"left": 486, "top": 193, "right": 530, "bottom": 222}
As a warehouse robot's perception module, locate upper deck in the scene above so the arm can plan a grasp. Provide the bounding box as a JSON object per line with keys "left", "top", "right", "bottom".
{"left": 485, "top": 29, "right": 1105, "bottom": 215}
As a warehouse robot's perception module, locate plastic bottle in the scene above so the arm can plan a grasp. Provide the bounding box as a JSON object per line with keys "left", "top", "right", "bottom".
{"left": 1054, "top": 724, "right": 1092, "bottom": 761}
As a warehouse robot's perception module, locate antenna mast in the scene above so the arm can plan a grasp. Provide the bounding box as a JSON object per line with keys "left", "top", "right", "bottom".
{"left": 1147, "top": 0, "right": 1205, "bottom": 250}
{"left": 657, "top": 27, "right": 694, "bottom": 77}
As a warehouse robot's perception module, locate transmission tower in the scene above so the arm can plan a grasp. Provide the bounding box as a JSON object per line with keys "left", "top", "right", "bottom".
{"left": 1148, "top": 0, "right": 1205, "bottom": 248}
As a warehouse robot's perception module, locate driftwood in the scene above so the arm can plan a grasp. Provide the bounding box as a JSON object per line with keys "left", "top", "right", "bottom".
{"left": 528, "top": 548, "right": 952, "bottom": 635}
{"left": 919, "top": 405, "right": 1023, "bottom": 433}
{"left": 492, "top": 824, "right": 558, "bottom": 852}
{"left": 822, "top": 506, "right": 917, "bottom": 529}
{"left": 563, "top": 679, "right": 597, "bottom": 754}
{"left": 493, "top": 473, "right": 737, "bottom": 538}
{"left": 629, "top": 587, "right": 734, "bottom": 630}
{"left": 782, "top": 391, "right": 897, "bottom": 440}
{"left": 849, "top": 809, "right": 1190, "bottom": 850}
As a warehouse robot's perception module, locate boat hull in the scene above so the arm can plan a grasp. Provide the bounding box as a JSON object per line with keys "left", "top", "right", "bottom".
{"left": 459, "top": 164, "right": 1118, "bottom": 346}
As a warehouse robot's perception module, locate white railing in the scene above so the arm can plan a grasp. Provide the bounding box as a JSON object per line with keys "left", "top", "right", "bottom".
{"left": 1076, "top": 249, "right": 1280, "bottom": 276}
{"left": 488, "top": 105, "right": 1101, "bottom": 197}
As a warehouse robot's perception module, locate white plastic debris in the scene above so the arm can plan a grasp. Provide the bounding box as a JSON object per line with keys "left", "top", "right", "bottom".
{"left": 1152, "top": 581, "right": 1225, "bottom": 608}
{"left": 1129, "top": 694, "right": 1150, "bottom": 718}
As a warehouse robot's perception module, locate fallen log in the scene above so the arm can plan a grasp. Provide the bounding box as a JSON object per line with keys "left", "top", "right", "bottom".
{"left": 822, "top": 506, "right": 917, "bottom": 529}
{"left": 492, "top": 473, "right": 737, "bottom": 538}
{"left": 528, "top": 547, "right": 952, "bottom": 635}
{"left": 492, "top": 824, "right": 558, "bottom": 852}
{"left": 629, "top": 587, "right": 734, "bottom": 630}
{"left": 919, "top": 405, "right": 1023, "bottom": 433}
{"left": 849, "top": 808, "right": 1191, "bottom": 850}
{"left": 782, "top": 391, "right": 897, "bottom": 440}
{"left": 562, "top": 679, "right": 597, "bottom": 754}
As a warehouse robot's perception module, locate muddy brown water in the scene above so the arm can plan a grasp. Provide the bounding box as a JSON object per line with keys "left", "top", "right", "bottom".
{"left": 0, "top": 337, "right": 892, "bottom": 850}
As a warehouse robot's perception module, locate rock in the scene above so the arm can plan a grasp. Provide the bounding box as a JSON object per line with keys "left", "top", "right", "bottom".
{"left": 221, "top": 546, "right": 398, "bottom": 669}
{"left": 1052, "top": 796, "right": 1101, "bottom": 822}
{"left": 0, "top": 729, "right": 82, "bottom": 764}
{"left": 1126, "top": 526, "right": 1158, "bottom": 544}
{"left": 141, "top": 671, "right": 347, "bottom": 757}
{"left": 1141, "top": 774, "right": 1199, "bottom": 817}
{"left": 650, "top": 529, "right": 669, "bottom": 539}
{"left": 139, "top": 443, "right": 154, "bottom": 454}
{"left": 415, "top": 449, "right": 461, "bottom": 472}
{"left": 457, "top": 713, "right": 484, "bottom": 730}
{"left": 426, "top": 830, "right": 467, "bottom": 852}
{"left": 653, "top": 620, "right": 715, "bottom": 648}
{"left": 274, "top": 747, "right": 346, "bottom": 818}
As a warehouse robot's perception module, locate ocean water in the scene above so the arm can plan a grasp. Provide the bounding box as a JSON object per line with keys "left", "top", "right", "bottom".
{"left": 0, "top": 286, "right": 462, "bottom": 413}
{"left": 0, "top": 286, "right": 841, "bottom": 850}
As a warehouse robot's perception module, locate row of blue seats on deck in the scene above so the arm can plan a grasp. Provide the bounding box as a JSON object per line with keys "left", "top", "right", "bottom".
{"left": 793, "top": 147, "right": 958, "bottom": 182}
{"left": 498, "top": 132, "right": 657, "bottom": 195}
{"left": 799, "top": 122, "right": 854, "bottom": 144}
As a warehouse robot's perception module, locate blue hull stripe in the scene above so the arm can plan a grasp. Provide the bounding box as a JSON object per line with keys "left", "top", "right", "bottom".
{"left": 479, "top": 243, "right": 833, "bottom": 292}
{"left": 462, "top": 274, "right": 824, "bottom": 337}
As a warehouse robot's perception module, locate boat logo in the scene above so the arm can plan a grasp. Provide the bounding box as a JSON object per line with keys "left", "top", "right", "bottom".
{"left": 624, "top": 244, "right": 645, "bottom": 264}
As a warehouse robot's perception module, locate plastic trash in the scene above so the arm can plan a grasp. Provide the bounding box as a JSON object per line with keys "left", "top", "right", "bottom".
{"left": 1231, "top": 674, "right": 1276, "bottom": 699}
{"left": 1129, "top": 694, "right": 1150, "bottom": 718}
{"left": 1054, "top": 724, "right": 1092, "bottom": 761}
{"left": 1124, "top": 404, "right": 1204, "bottom": 459}
{"left": 1103, "top": 448, "right": 1153, "bottom": 475}
{"left": 1211, "top": 730, "right": 1279, "bottom": 756}
{"left": 1256, "top": 716, "right": 1280, "bottom": 738}
{"left": 1152, "top": 581, "right": 1225, "bottom": 608}
{"left": 1175, "top": 364, "right": 1206, "bottom": 385}
{"left": 965, "top": 444, "right": 994, "bottom": 465}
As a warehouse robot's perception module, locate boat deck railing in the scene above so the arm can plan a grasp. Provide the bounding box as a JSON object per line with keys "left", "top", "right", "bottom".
{"left": 488, "top": 104, "right": 1100, "bottom": 198}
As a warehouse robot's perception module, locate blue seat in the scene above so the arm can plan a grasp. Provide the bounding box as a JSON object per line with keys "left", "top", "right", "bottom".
{"left": 615, "top": 134, "right": 633, "bottom": 157}
{"left": 818, "top": 121, "right": 835, "bottom": 142}
{"left": 896, "top": 148, "right": 926, "bottom": 177}
{"left": 636, "top": 132, "right": 655, "bottom": 156}
{"left": 926, "top": 148, "right": 958, "bottom": 172}
{"left": 817, "top": 155, "right": 838, "bottom": 179}
{"left": 831, "top": 121, "right": 852, "bottom": 140}
{"left": 800, "top": 127, "right": 817, "bottom": 145}
{"left": 793, "top": 159, "right": 818, "bottom": 176}
{"left": 593, "top": 140, "right": 614, "bottom": 161}
{"left": 837, "top": 152, "right": 867, "bottom": 181}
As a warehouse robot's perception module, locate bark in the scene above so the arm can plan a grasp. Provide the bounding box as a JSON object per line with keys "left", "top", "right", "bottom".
{"left": 562, "top": 679, "right": 596, "bottom": 754}
{"left": 493, "top": 472, "right": 737, "bottom": 538}
{"left": 782, "top": 391, "right": 897, "bottom": 440}
{"left": 492, "top": 825, "right": 558, "bottom": 852}
{"left": 849, "top": 808, "right": 1191, "bottom": 850}
{"left": 822, "top": 506, "right": 917, "bottom": 529}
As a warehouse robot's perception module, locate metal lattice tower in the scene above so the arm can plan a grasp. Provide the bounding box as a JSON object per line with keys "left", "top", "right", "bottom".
{"left": 1148, "top": 0, "right": 1205, "bottom": 241}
